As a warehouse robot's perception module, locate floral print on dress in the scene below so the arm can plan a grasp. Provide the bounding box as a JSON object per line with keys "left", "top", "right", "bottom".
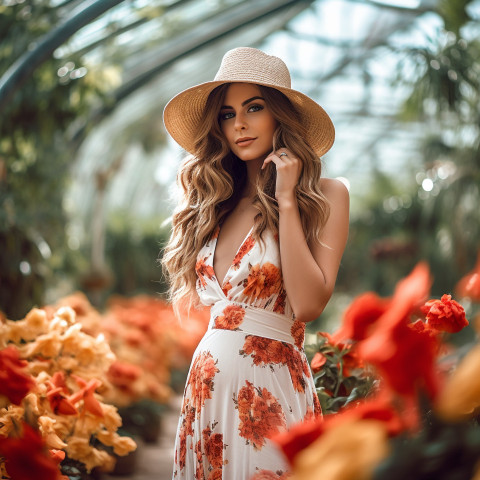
{"left": 242, "top": 263, "right": 283, "bottom": 302}
{"left": 240, "top": 335, "right": 310, "bottom": 393}
{"left": 173, "top": 227, "right": 321, "bottom": 479}
{"left": 214, "top": 304, "right": 245, "bottom": 330}
{"left": 250, "top": 470, "right": 292, "bottom": 480}
{"left": 234, "top": 380, "right": 286, "bottom": 450}
{"left": 290, "top": 320, "right": 306, "bottom": 350}
{"left": 187, "top": 351, "right": 219, "bottom": 413}
{"left": 232, "top": 236, "right": 255, "bottom": 269}
{"left": 196, "top": 257, "right": 216, "bottom": 289}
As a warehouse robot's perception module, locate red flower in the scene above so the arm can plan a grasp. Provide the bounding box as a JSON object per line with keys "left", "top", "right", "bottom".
{"left": 0, "top": 422, "right": 64, "bottom": 480}
{"left": 331, "top": 292, "right": 391, "bottom": 343}
{"left": 357, "top": 263, "right": 440, "bottom": 402}
{"left": 274, "top": 389, "right": 402, "bottom": 465}
{"left": 310, "top": 352, "right": 327, "bottom": 373}
{"left": 456, "top": 251, "right": 480, "bottom": 302}
{"left": 0, "top": 345, "right": 35, "bottom": 405}
{"left": 421, "top": 294, "right": 468, "bottom": 333}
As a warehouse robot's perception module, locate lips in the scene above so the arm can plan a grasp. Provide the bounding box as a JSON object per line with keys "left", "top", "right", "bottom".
{"left": 235, "top": 137, "right": 256, "bottom": 146}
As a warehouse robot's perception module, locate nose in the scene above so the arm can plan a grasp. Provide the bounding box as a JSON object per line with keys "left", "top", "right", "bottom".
{"left": 234, "top": 112, "right": 247, "bottom": 130}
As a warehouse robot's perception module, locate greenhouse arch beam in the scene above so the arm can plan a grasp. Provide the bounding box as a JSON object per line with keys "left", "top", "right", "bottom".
{"left": 0, "top": 0, "right": 126, "bottom": 114}
{"left": 70, "top": 0, "right": 313, "bottom": 146}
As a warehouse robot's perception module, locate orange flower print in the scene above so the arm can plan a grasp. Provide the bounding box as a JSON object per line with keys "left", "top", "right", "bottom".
{"left": 273, "top": 289, "right": 286, "bottom": 314}
{"left": 243, "top": 263, "right": 282, "bottom": 301}
{"left": 187, "top": 352, "right": 219, "bottom": 414}
{"left": 222, "top": 281, "right": 232, "bottom": 297}
{"left": 195, "top": 439, "right": 204, "bottom": 480}
{"left": 240, "top": 336, "right": 307, "bottom": 393}
{"left": 232, "top": 236, "right": 255, "bottom": 269}
{"left": 214, "top": 304, "right": 245, "bottom": 330}
{"left": 290, "top": 319, "right": 305, "bottom": 349}
{"left": 250, "top": 469, "right": 291, "bottom": 479}
{"left": 234, "top": 380, "right": 286, "bottom": 450}
{"left": 202, "top": 423, "right": 225, "bottom": 470}
{"left": 177, "top": 423, "right": 188, "bottom": 471}
{"left": 196, "top": 257, "right": 216, "bottom": 288}
{"left": 207, "top": 469, "right": 222, "bottom": 480}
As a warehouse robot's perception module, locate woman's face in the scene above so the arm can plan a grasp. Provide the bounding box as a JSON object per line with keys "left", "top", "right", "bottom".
{"left": 219, "top": 83, "right": 277, "bottom": 163}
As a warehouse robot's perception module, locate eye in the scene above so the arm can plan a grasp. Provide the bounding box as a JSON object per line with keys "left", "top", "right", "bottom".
{"left": 247, "top": 104, "right": 264, "bottom": 113}
{"left": 219, "top": 111, "right": 234, "bottom": 121}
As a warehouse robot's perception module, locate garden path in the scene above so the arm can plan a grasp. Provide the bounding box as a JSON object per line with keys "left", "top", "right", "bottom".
{"left": 104, "top": 395, "right": 181, "bottom": 480}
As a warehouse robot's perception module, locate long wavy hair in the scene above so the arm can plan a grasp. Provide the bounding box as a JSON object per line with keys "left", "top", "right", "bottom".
{"left": 161, "top": 83, "right": 330, "bottom": 311}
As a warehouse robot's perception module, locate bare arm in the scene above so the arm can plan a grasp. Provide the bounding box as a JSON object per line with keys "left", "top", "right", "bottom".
{"left": 263, "top": 151, "right": 350, "bottom": 322}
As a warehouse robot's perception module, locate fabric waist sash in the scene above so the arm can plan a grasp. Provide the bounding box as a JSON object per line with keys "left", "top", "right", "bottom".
{"left": 209, "top": 299, "right": 296, "bottom": 345}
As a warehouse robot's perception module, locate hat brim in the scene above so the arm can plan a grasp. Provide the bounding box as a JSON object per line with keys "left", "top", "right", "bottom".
{"left": 163, "top": 79, "right": 335, "bottom": 157}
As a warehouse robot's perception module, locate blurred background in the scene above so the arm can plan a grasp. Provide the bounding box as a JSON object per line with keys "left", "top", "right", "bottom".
{"left": 1, "top": 0, "right": 479, "bottom": 326}
{"left": 1, "top": 1, "right": 480, "bottom": 478}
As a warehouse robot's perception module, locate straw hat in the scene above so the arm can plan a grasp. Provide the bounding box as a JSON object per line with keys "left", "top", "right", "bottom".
{"left": 163, "top": 47, "right": 335, "bottom": 157}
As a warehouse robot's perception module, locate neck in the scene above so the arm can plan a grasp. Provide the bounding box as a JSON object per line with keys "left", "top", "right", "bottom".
{"left": 242, "top": 158, "right": 263, "bottom": 198}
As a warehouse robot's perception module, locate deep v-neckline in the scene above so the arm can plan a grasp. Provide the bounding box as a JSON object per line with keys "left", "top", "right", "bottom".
{"left": 212, "top": 224, "right": 255, "bottom": 289}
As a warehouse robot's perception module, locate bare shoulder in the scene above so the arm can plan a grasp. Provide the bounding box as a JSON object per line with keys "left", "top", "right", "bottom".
{"left": 320, "top": 177, "right": 350, "bottom": 205}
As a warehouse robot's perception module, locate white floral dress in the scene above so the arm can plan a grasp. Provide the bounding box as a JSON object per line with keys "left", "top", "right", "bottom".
{"left": 172, "top": 226, "right": 321, "bottom": 480}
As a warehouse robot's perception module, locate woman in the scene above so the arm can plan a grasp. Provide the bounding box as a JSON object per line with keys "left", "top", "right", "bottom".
{"left": 162, "top": 47, "right": 349, "bottom": 479}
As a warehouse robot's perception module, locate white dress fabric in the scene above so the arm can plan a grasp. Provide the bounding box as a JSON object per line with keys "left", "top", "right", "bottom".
{"left": 172, "top": 226, "right": 321, "bottom": 480}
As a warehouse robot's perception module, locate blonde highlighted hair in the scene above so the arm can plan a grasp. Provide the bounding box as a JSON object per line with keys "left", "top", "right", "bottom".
{"left": 161, "top": 84, "right": 330, "bottom": 312}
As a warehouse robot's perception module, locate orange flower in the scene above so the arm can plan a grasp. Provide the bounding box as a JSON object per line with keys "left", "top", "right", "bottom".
{"left": 202, "top": 424, "right": 225, "bottom": 469}
{"left": 232, "top": 236, "right": 255, "bottom": 269}
{"left": 292, "top": 419, "right": 389, "bottom": 480}
{"left": 196, "top": 257, "right": 216, "bottom": 288}
{"left": 214, "top": 304, "right": 245, "bottom": 330}
{"left": 421, "top": 294, "right": 468, "bottom": 333}
{"left": 68, "top": 376, "right": 104, "bottom": 417}
{"left": 456, "top": 251, "right": 480, "bottom": 302}
{"left": 235, "top": 381, "right": 286, "bottom": 450}
{"left": 187, "top": 352, "right": 219, "bottom": 414}
{"left": 0, "top": 422, "right": 64, "bottom": 480}
{"left": 243, "top": 263, "right": 282, "bottom": 301}
{"left": 107, "top": 361, "right": 142, "bottom": 389}
{"left": 0, "top": 345, "right": 35, "bottom": 405}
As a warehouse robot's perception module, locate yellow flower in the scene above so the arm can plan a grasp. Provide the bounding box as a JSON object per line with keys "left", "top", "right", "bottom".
{"left": 66, "top": 437, "right": 115, "bottom": 472}
{"left": 112, "top": 434, "right": 137, "bottom": 456}
{"left": 293, "top": 419, "right": 390, "bottom": 480}
{"left": 435, "top": 344, "right": 480, "bottom": 421}
{"left": 38, "top": 415, "right": 68, "bottom": 450}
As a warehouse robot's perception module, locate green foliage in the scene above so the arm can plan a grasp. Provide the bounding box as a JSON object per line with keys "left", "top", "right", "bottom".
{"left": 103, "top": 212, "right": 170, "bottom": 299}
{"left": 307, "top": 334, "right": 375, "bottom": 415}
{"left": 0, "top": 2, "right": 114, "bottom": 317}
{"left": 374, "top": 411, "right": 480, "bottom": 480}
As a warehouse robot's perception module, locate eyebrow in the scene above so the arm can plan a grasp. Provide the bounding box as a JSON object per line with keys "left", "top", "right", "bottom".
{"left": 220, "top": 96, "right": 265, "bottom": 110}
